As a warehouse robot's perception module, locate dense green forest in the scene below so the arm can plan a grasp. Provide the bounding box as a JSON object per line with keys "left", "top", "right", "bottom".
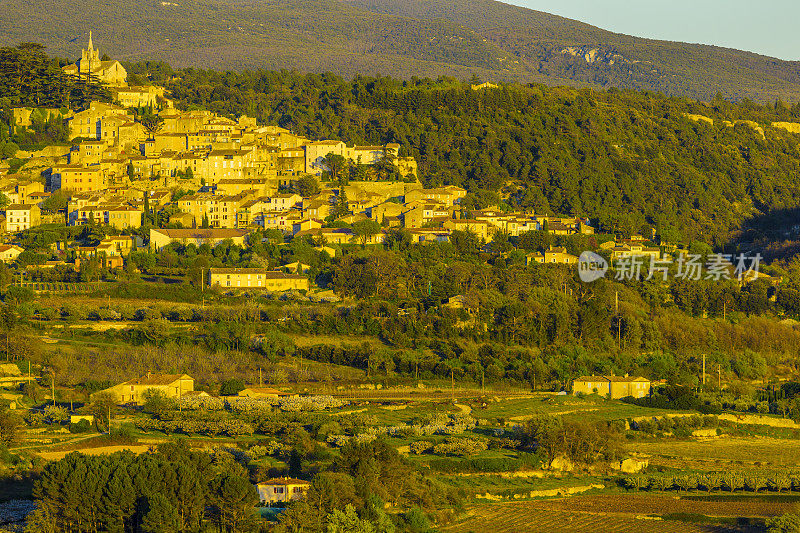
{"left": 22, "top": 424, "right": 458, "bottom": 532}
{"left": 2, "top": 0, "right": 800, "bottom": 101}
{"left": 10, "top": 224, "right": 800, "bottom": 390}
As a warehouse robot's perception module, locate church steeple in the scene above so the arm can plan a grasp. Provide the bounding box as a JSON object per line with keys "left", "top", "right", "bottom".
{"left": 88, "top": 31, "right": 93, "bottom": 53}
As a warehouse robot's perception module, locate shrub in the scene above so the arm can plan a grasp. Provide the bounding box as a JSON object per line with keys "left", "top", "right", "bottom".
{"left": 0, "top": 409, "right": 21, "bottom": 446}
{"left": 115, "top": 304, "right": 136, "bottom": 320}
{"left": 69, "top": 419, "right": 93, "bottom": 433}
{"left": 427, "top": 453, "right": 540, "bottom": 473}
{"left": 134, "top": 307, "right": 161, "bottom": 321}
{"left": 23, "top": 411, "right": 45, "bottom": 426}
{"left": 219, "top": 379, "right": 246, "bottom": 396}
{"left": 97, "top": 308, "right": 121, "bottom": 321}
{"left": 409, "top": 440, "right": 435, "bottom": 455}
{"left": 61, "top": 304, "right": 88, "bottom": 320}
{"left": 43, "top": 406, "right": 70, "bottom": 424}
{"left": 433, "top": 437, "right": 488, "bottom": 457}
{"left": 168, "top": 307, "right": 195, "bottom": 322}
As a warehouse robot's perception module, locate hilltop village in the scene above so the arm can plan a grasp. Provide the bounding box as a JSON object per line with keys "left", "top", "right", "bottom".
{"left": 0, "top": 36, "right": 608, "bottom": 289}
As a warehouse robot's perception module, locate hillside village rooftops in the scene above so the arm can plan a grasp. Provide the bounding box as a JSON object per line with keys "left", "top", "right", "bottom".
{"left": 240, "top": 387, "right": 292, "bottom": 396}
{"left": 53, "top": 164, "right": 103, "bottom": 170}
{"left": 208, "top": 149, "right": 249, "bottom": 157}
{"left": 217, "top": 178, "right": 269, "bottom": 185}
{"left": 208, "top": 268, "right": 306, "bottom": 279}
{"left": 239, "top": 199, "right": 266, "bottom": 209}
{"left": 123, "top": 373, "right": 193, "bottom": 386}
{"left": 295, "top": 227, "right": 353, "bottom": 236}
{"left": 257, "top": 477, "right": 310, "bottom": 486}
{"left": 119, "top": 86, "right": 160, "bottom": 94}
{"left": 447, "top": 218, "right": 488, "bottom": 225}
{"left": 574, "top": 375, "right": 649, "bottom": 383}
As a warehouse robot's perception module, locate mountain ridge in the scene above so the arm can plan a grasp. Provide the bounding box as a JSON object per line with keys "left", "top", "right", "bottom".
{"left": 1, "top": 0, "right": 799, "bottom": 101}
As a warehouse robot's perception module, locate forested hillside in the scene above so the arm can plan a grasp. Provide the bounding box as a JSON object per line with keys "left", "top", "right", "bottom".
{"left": 122, "top": 62, "right": 800, "bottom": 246}
{"left": 3, "top": 40, "right": 800, "bottom": 248}
{"left": 2, "top": 0, "right": 800, "bottom": 101}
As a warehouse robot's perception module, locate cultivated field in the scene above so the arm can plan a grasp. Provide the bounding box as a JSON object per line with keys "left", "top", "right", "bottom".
{"left": 442, "top": 494, "right": 795, "bottom": 532}
{"left": 629, "top": 436, "right": 800, "bottom": 470}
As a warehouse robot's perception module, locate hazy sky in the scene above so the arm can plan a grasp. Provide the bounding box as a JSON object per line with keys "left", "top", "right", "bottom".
{"left": 507, "top": 0, "right": 800, "bottom": 61}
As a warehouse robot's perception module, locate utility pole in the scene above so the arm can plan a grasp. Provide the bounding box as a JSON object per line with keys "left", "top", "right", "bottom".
{"left": 451, "top": 368, "right": 454, "bottom": 400}
{"left": 51, "top": 371, "right": 55, "bottom": 408}
{"left": 702, "top": 354, "right": 706, "bottom": 387}
{"left": 616, "top": 291, "right": 621, "bottom": 348}
{"left": 259, "top": 367, "right": 263, "bottom": 387}
{"left": 718, "top": 364, "right": 721, "bottom": 389}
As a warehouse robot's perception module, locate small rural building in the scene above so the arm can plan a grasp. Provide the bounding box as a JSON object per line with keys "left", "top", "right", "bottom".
{"left": 70, "top": 414, "right": 95, "bottom": 425}
{"left": 107, "top": 205, "right": 143, "bottom": 230}
{"left": 609, "top": 243, "right": 661, "bottom": 261}
{"left": 209, "top": 268, "right": 309, "bottom": 291}
{"left": 293, "top": 227, "right": 355, "bottom": 245}
{"left": 572, "top": 375, "right": 650, "bottom": 399}
{"left": 94, "top": 372, "right": 194, "bottom": 404}
{"left": 182, "top": 390, "right": 211, "bottom": 399}
{"left": 256, "top": 478, "right": 311, "bottom": 505}
{"left": 5, "top": 204, "right": 41, "bottom": 232}
{"left": 238, "top": 387, "right": 293, "bottom": 399}
{"left": 526, "top": 246, "right": 579, "bottom": 266}
{"left": 0, "top": 245, "right": 23, "bottom": 262}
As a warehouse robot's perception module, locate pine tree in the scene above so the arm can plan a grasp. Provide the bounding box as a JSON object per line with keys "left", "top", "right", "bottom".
{"left": 143, "top": 193, "right": 151, "bottom": 226}
{"left": 333, "top": 180, "right": 350, "bottom": 218}
{"left": 141, "top": 493, "right": 180, "bottom": 533}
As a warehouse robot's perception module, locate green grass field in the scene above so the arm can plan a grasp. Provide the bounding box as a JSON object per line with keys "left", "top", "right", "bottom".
{"left": 471, "top": 394, "right": 690, "bottom": 424}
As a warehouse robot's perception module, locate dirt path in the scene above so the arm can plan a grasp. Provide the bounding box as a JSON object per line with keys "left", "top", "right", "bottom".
{"left": 10, "top": 433, "right": 97, "bottom": 453}
{"left": 454, "top": 403, "right": 472, "bottom": 414}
